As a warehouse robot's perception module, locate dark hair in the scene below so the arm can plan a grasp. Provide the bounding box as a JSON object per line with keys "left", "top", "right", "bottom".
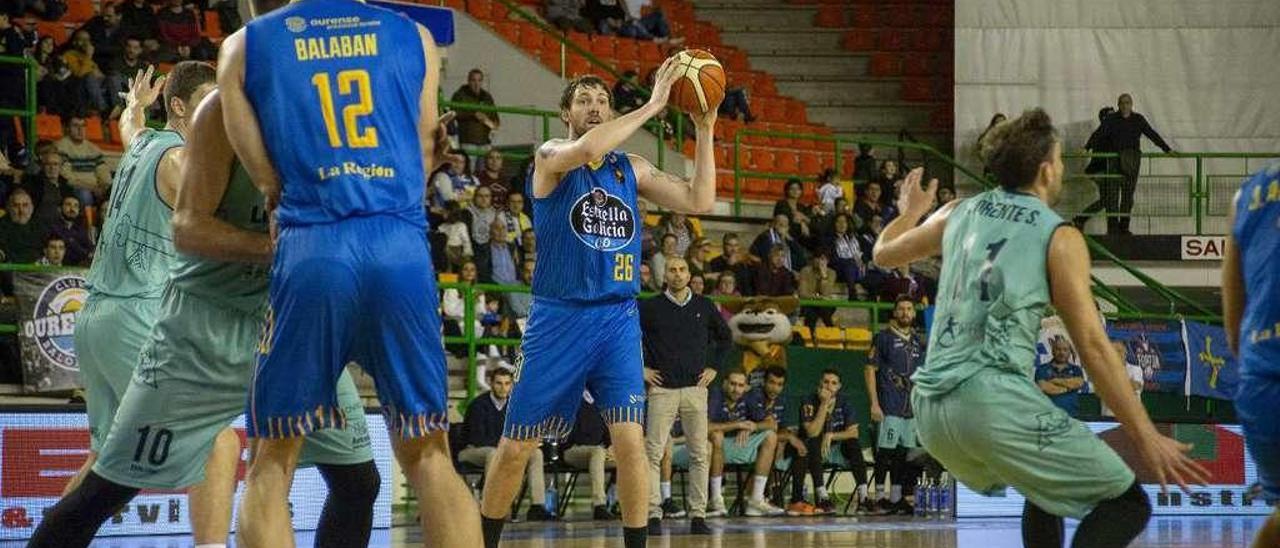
{"left": 832, "top": 212, "right": 853, "bottom": 233}
{"left": 980, "top": 108, "right": 1058, "bottom": 191}
{"left": 821, "top": 367, "right": 841, "bottom": 380}
{"left": 44, "top": 234, "right": 65, "bottom": 246}
{"left": 488, "top": 367, "right": 513, "bottom": 382}
{"left": 163, "top": 61, "right": 215, "bottom": 117}
{"left": 468, "top": 68, "right": 484, "bottom": 78}
{"left": 559, "top": 74, "right": 611, "bottom": 111}
{"left": 661, "top": 233, "right": 678, "bottom": 243}
{"left": 721, "top": 233, "right": 738, "bottom": 246}
{"left": 1098, "top": 106, "right": 1115, "bottom": 122}
{"left": 725, "top": 369, "right": 748, "bottom": 382}
{"left": 764, "top": 366, "right": 787, "bottom": 381}
{"left": 784, "top": 178, "right": 803, "bottom": 195}
{"left": 811, "top": 247, "right": 831, "bottom": 260}
{"left": 895, "top": 294, "right": 915, "bottom": 306}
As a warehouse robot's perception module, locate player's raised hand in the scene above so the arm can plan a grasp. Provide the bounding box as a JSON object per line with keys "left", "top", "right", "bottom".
{"left": 122, "top": 66, "right": 165, "bottom": 109}
{"left": 1137, "top": 431, "right": 1211, "bottom": 495}
{"left": 646, "top": 56, "right": 682, "bottom": 110}
{"left": 896, "top": 167, "right": 938, "bottom": 219}
{"left": 432, "top": 111, "right": 457, "bottom": 166}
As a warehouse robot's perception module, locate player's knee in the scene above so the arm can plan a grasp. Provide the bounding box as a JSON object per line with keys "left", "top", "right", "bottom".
{"left": 319, "top": 461, "right": 381, "bottom": 508}
{"left": 248, "top": 438, "right": 304, "bottom": 474}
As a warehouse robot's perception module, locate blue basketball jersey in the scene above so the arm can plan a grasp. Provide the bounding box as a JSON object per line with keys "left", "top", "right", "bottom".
{"left": 530, "top": 151, "right": 641, "bottom": 303}
{"left": 244, "top": 0, "right": 427, "bottom": 228}
{"left": 1232, "top": 162, "right": 1280, "bottom": 379}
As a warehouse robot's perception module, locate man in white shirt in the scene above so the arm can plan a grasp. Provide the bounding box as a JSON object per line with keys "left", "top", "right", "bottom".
{"left": 1101, "top": 340, "right": 1144, "bottom": 417}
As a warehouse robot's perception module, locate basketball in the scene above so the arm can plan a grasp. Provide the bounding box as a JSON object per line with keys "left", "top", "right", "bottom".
{"left": 668, "top": 49, "right": 727, "bottom": 115}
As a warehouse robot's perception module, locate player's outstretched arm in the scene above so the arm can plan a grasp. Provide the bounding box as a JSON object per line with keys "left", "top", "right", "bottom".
{"left": 1047, "top": 226, "right": 1210, "bottom": 493}
{"left": 172, "top": 91, "right": 272, "bottom": 264}
{"left": 873, "top": 167, "right": 952, "bottom": 267}
{"left": 1222, "top": 191, "right": 1245, "bottom": 356}
{"left": 119, "top": 65, "right": 165, "bottom": 149}
{"left": 632, "top": 105, "right": 717, "bottom": 214}
{"left": 216, "top": 30, "right": 281, "bottom": 207}
{"left": 531, "top": 56, "right": 683, "bottom": 197}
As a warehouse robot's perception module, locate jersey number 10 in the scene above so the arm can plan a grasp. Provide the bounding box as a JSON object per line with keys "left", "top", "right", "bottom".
{"left": 312, "top": 69, "right": 378, "bottom": 149}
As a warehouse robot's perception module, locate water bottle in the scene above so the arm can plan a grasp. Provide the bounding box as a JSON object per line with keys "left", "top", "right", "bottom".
{"left": 931, "top": 477, "right": 944, "bottom": 518}
{"left": 938, "top": 473, "right": 952, "bottom": 519}
{"left": 915, "top": 478, "right": 931, "bottom": 517}
{"left": 606, "top": 483, "right": 617, "bottom": 508}
{"left": 545, "top": 486, "right": 558, "bottom": 515}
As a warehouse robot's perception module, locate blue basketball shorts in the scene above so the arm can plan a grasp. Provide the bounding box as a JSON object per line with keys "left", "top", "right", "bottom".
{"left": 1236, "top": 373, "right": 1280, "bottom": 506}
{"left": 503, "top": 297, "right": 646, "bottom": 440}
{"left": 251, "top": 215, "right": 448, "bottom": 440}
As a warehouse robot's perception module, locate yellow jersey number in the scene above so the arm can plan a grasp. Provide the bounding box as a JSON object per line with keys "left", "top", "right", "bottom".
{"left": 311, "top": 69, "right": 378, "bottom": 149}
{"left": 613, "top": 253, "right": 634, "bottom": 282}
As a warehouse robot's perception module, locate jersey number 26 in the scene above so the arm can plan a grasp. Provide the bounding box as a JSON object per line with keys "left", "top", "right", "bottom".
{"left": 613, "top": 253, "right": 634, "bottom": 282}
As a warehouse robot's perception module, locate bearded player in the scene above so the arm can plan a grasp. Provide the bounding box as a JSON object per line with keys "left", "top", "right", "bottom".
{"left": 1223, "top": 162, "right": 1280, "bottom": 548}
{"left": 874, "top": 109, "right": 1207, "bottom": 547}
{"left": 478, "top": 57, "right": 717, "bottom": 548}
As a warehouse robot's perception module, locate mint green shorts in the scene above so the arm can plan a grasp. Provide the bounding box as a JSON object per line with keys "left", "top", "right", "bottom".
{"left": 673, "top": 431, "right": 772, "bottom": 468}
{"left": 94, "top": 285, "right": 372, "bottom": 490}
{"left": 75, "top": 294, "right": 159, "bottom": 452}
{"left": 876, "top": 415, "right": 919, "bottom": 449}
{"left": 912, "top": 369, "right": 1134, "bottom": 519}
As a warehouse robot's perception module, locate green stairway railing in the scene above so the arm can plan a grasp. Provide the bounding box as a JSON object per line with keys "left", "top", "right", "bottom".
{"left": 0, "top": 55, "right": 39, "bottom": 153}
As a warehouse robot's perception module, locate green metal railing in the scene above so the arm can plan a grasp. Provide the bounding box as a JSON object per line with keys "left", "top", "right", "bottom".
{"left": 0, "top": 55, "right": 38, "bottom": 150}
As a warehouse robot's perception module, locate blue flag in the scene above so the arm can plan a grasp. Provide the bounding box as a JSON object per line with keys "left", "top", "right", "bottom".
{"left": 1106, "top": 320, "right": 1187, "bottom": 394}
{"left": 1184, "top": 321, "right": 1239, "bottom": 400}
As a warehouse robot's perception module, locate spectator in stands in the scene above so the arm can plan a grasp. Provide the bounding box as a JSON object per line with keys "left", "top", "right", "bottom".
{"left": 712, "top": 272, "right": 737, "bottom": 321}
{"left": 876, "top": 265, "right": 922, "bottom": 303}
{"left": 935, "top": 185, "right": 955, "bottom": 211}
{"left": 14, "top": 151, "right": 64, "bottom": 226}
{"left": 753, "top": 244, "right": 796, "bottom": 297}
{"left": 442, "top": 260, "right": 485, "bottom": 356}
{"left": 654, "top": 211, "right": 697, "bottom": 256}
{"left": 1036, "top": 335, "right": 1086, "bottom": 416}
{"left": 35, "top": 234, "right": 65, "bottom": 266}
{"left": 716, "top": 86, "right": 754, "bottom": 123}
{"left": 428, "top": 153, "right": 460, "bottom": 205}
{"left": 853, "top": 144, "right": 877, "bottom": 183}
{"left": 0, "top": 189, "right": 49, "bottom": 263}
{"left": 506, "top": 192, "right": 531, "bottom": 243}
{"left": 474, "top": 149, "right": 509, "bottom": 209}
{"left": 57, "top": 116, "right": 111, "bottom": 205}
{"left": 707, "top": 369, "right": 785, "bottom": 517}
{"left": 612, "top": 70, "right": 645, "bottom": 115}
{"left": 707, "top": 234, "right": 751, "bottom": 293}
{"left": 451, "top": 69, "right": 499, "bottom": 162}
{"left": 464, "top": 185, "right": 507, "bottom": 247}
{"left": 865, "top": 297, "right": 924, "bottom": 515}
{"left": 475, "top": 220, "right": 519, "bottom": 285}
{"left": 445, "top": 150, "right": 477, "bottom": 198}
{"left": 1073, "top": 106, "right": 1118, "bottom": 231}
{"left": 750, "top": 214, "right": 804, "bottom": 271}
{"left": 688, "top": 273, "right": 704, "bottom": 295}
{"left": 437, "top": 201, "right": 472, "bottom": 272}
{"left": 1095, "top": 94, "right": 1173, "bottom": 235}
{"left": 62, "top": 31, "right": 109, "bottom": 114}
{"left": 105, "top": 38, "right": 146, "bottom": 110}
{"left": 796, "top": 368, "right": 869, "bottom": 514}
{"left": 458, "top": 368, "right": 554, "bottom": 521}
{"left": 50, "top": 194, "right": 91, "bottom": 265}
{"left": 34, "top": 36, "right": 74, "bottom": 117}
{"left": 650, "top": 232, "right": 677, "bottom": 289}
{"left": 773, "top": 178, "right": 809, "bottom": 226}
{"left": 684, "top": 236, "right": 711, "bottom": 276}
{"left": 518, "top": 227, "right": 535, "bottom": 265}
{"left": 585, "top": 0, "right": 675, "bottom": 42}
{"left": 640, "top": 261, "right": 658, "bottom": 292}
{"left": 816, "top": 169, "right": 842, "bottom": 214}
{"left": 798, "top": 248, "right": 839, "bottom": 332}
{"left": 156, "top": 0, "right": 204, "bottom": 50}
{"left": 875, "top": 159, "right": 900, "bottom": 189}
{"left": 544, "top": 0, "right": 591, "bottom": 33}
{"left": 563, "top": 395, "right": 616, "bottom": 520}
{"left": 824, "top": 213, "right": 865, "bottom": 298}
{"left": 853, "top": 180, "right": 889, "bottom": 229}
{"left": 24, "top": 0, "right": 68, "bottom": 21}
{"left": 119, "top": 0, "right": 159, "bottom": 45}
{"left": 0, "top": 13, "right": 25, "bottom": 156}
{"left": 640, "top": 256, "right": 728, "bottom": 533}
{"left": 506, "top": 259, "right": 534, "bottom": 319}
{"left": 78, "top": 2, "right": 126, "bottom": 68}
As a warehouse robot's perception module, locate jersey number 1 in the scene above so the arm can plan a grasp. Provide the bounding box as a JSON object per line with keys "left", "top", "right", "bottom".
{"left": 312, "top": 70, "right": 378, "bottom": 149}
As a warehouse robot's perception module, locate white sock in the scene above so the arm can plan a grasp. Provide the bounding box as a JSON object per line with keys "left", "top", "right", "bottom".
{"left": 872, "top": 483, "right": 884, "bottom": 501}
{"left": 816, "top": 486, "right": 829, "bottom": 500}
{"left": 890, "top": 485, "right": 902, "bottom": 503}
{"left": 710, "top": 476, "right": 723, "bottom": 502}
{"left": 661, "top": 481, "right": 672, "bottom": 500}
{"left": 856, "top": 484, "right": 867, "bottom": 500}
{"left": 751, "top": 475, "right": 767, "bottom": 501}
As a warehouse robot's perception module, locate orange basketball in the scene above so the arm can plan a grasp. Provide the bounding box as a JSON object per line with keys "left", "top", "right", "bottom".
{"left": 668, "top": 49, "right": 727, "bottom": 115}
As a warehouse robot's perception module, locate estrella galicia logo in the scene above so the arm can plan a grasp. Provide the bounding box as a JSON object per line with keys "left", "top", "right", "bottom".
{"left": 570, "top": 187, "right": 635, "bottom": 252}
{"left": 21, "top": 276, "right": 87, "bottom": 371}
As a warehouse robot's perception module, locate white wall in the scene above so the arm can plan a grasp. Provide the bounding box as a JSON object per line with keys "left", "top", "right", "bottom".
{"left": 954, "top": 0, "right": 1280, "bottom": 233}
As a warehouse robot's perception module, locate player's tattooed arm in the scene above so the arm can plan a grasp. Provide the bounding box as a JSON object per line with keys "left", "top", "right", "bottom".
{"left": 216, "top": 30, "right": 281, "bottom": 207}
{"left": 632, "top": 153, "right": 715, "bottom": 214}
{"left": 173, "top": 91, "right": 273, "bottom": 264}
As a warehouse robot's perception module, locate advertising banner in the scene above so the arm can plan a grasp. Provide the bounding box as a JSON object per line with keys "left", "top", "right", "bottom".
{"left": 14, "top": 272, "right": 87, "bottom": 394}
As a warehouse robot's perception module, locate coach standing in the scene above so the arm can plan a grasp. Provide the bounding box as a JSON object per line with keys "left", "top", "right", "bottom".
{"left": 1096, "top": 93, "right": 1173, "bottom": 235}
{"left": 641, "top": 257, "right": 732, "bottom": 535}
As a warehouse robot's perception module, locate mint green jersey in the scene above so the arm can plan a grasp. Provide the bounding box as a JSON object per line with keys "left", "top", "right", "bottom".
{"left": 169, "top": 162, "right": 269, "bottom": 315}
{"left": 86, "top": 129, "right": 182, "bottom": 298}
{"left": 915, "top": 189, "right": 1067, "bottom": 397}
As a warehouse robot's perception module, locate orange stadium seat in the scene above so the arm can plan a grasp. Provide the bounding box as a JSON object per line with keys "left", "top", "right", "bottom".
{"left": 202, "top": 10, "right": 223, "bottom": 39}
{"left": 35, "top": 114, "right": 62, "bottom": 140}
{"left": 84, "top": 116, "right": 104, "bottom": 142}
{"left": 65, "top": 0, "right": 95, "bottom": 23}
{"left": 36, "top": 21, "right": 68, "bottom": 44}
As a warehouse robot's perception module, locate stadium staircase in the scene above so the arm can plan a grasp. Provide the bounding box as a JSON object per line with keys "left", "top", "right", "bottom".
{"left": 443, "top": 0, "right": 953, "bottom": 203}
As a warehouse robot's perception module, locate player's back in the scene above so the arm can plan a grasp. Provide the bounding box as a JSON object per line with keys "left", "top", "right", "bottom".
{"left": 170, "top": 162, "right": 269, "bottom": 315}
{"left": 530, "top": 151, "right": 641, "bottom": 303}
{"left": 86, "top": 129, "right": 182, "bottom": 298}
{"left": 916, "top": 188, "right": 1065, "bottom": 396}
{"left": 1233, "top": 163, "right": 1280, "bottom": 378}
{"left": 243, "top": 0, "right": 426, "bottom": 228}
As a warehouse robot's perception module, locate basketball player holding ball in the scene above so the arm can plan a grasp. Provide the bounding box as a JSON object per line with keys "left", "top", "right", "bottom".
{"left": 480, "top": 51, "right": 723, "bottom": 548}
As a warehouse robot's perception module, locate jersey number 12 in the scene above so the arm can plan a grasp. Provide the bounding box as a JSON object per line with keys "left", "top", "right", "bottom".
{"left": 312, "top": 69, "right": 378, "bottom": 149}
